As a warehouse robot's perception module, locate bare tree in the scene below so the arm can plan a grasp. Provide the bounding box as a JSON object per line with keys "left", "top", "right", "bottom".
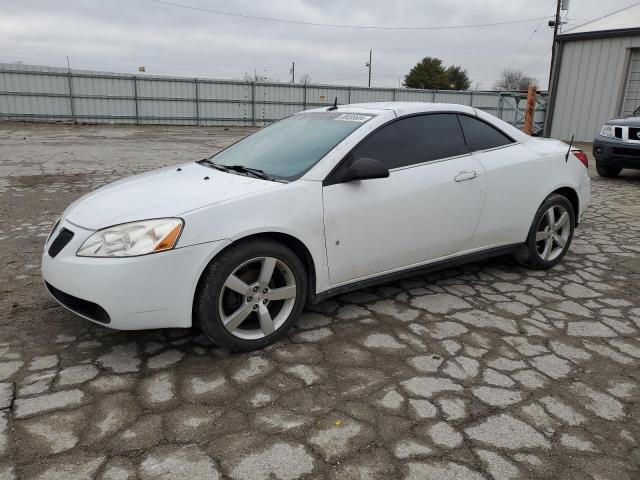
{"left": 298, "top": 73, "right": 312, "bottom": 85}
{"left": 494, "top": 69, "right": 538, "bottom": 91}
{"left": 240, "top": 71, "right": 276, "bottom": 83}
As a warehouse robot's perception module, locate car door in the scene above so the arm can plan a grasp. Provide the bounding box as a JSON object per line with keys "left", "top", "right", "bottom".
{"left": 322, "top": 113, "right": 486, "bottom": 286}
{"left": 457, "top": 114, "right": 543, "bottom": 249}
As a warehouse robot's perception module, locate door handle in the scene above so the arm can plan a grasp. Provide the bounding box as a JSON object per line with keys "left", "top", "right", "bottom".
{"left": 454, "top": 170, "right": 477, "bottom": 182}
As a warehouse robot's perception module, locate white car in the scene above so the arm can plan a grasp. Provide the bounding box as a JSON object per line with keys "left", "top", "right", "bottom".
{"left": 42, "top": 102, "right": 591, "bottom": 351}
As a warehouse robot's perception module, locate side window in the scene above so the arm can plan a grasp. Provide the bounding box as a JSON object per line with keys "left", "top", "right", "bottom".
{"left": 351, "top": 114, "right": 467, "bottom": 170}
{"left": 458, "top": 115, "right": 514, "bottom": 152}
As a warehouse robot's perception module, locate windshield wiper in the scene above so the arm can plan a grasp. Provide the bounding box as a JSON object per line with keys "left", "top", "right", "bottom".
{"left": 197, "top": 158, "right": 232, "bottom": 173}
{"left": 225, "top": 165, "right": 271, "bottom": 180}
{"left": 633, "top": 105, "right": 640, "bottom": 116}
{"left": 197, "top": 159, "right": 273, "bottom": 181}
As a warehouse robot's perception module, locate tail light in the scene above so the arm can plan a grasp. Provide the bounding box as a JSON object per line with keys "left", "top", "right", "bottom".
{"left": 571, "top": 149, "right": 588, "bottom": 168}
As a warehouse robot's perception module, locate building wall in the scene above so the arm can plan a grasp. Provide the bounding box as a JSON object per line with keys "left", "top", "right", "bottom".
{"left": 549, "top": 34, "right": 640, "bottom": 141}
{"left": 621, "top": 48, "right": 640, "bottom": 115}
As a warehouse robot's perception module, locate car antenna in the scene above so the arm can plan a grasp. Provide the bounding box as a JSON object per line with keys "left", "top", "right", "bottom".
{"left": 565, "top": 135, "right": 574, "bottom": 162}
{"left": 327, "top": 96, "right": 338, "bottom": 111}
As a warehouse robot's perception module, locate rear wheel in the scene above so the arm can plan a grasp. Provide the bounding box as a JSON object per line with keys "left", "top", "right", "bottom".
{"left": 596, "top": 163, "right": 621, "bottom": 177}
{"left": 515, "top": 194, "right": 575, "bottom": 270}
{"left": 195, "top": 239, "right": 307, "bottom": 351}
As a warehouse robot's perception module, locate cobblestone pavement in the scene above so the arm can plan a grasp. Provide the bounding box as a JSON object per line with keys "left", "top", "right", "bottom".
{"left": 1, "top": 124, "right": 640, "bottom": 480}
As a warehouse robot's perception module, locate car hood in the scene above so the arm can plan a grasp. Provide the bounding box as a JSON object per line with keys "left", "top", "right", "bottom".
{"left": 607, "top": 116, "right": 640, "bottom": 127}
{"left": 63, "top": 162, "right": 276, "bottom": 230}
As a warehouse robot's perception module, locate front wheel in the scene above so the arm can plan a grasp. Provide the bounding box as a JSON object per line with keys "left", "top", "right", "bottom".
{"left": 514, "top": 194, "right": 575, "bottom": 270}
{"left": 596, "top": 163, "right": 621, "bottom": 177}
{"left": 194, "top": 239, "right": 307, "bottom": 351}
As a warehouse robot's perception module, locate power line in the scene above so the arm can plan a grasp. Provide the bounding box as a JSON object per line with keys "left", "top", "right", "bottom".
{"left": 509, "top": 1, "right": 556, "bottom": 70}
{"left": 522, "top": 47, "right": 552, "bottom": 78}
{"left": 148, "top": 0, "right": 550, "bottom": 31}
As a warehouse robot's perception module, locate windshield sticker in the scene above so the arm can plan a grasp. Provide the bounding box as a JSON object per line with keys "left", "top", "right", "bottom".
{"left": 334, "top": 113, "right": 372, "bottom": 122}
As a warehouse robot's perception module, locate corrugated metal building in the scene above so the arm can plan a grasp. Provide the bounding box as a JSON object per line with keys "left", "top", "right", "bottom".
{"left": 545, "top": 4, "right": 640, "bottom": 141}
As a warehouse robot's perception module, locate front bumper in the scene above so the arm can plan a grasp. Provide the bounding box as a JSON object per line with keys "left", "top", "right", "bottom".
{"left": 41, "top": 219, "right": 229, "bottom": 330}
{"left": 593, "top": 137, "right": 640, "bottom": 169}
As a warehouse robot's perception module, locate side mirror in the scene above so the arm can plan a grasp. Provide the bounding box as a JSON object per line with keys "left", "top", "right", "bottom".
{"left": 336, "top": 157, "right": 389, "bottom": 183}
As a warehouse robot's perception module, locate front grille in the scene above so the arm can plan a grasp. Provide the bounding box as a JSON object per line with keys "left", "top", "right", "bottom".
{"left": 48, "top": 228, "right": 74, "bottom": 258}
{"left": 612, "top": 147, "right": 640, "bottom": 158}
{"left": 45, "top": 282, "right": 111, "bottom": 324}
{"left": 614, "top": 127, "right": 623, "bottom": 139}
{"left": 629, "top": 127, "right": 640, "bottom": 141}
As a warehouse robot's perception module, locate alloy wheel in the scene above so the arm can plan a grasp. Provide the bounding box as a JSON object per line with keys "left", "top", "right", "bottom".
{"left": 218, "top": 256, "right": 297, "bottom": 340}
{"left": 535, "top": 204, "right": 571, "bottom": 262}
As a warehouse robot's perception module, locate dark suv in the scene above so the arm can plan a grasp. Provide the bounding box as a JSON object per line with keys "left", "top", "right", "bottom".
{"left": 593, "top": 106, "right": 640, "bottom": 177}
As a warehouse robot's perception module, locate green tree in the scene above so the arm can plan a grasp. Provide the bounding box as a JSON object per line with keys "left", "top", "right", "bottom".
{"left": 403, "top": 57, "right": 449, "bottom": 89}
{"left": 445, "top": 65, "right": 471, "bottom": 90}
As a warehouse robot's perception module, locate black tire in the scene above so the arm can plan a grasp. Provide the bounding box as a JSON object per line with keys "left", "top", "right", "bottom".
{"left": 596, "top": 163, "right": 621, "bottom": 178}
{"left": 514, "top": 193, "right": 575, "bottom": 270}
{"left": 194, "top": 239, "right": 307, "bottom": 352}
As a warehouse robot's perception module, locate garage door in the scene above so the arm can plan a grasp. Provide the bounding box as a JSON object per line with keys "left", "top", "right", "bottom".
{"left": 622, "top": 49, "right": 640, "bottom": 116}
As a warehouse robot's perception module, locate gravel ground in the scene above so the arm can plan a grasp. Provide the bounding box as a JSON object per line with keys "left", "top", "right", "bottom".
{"left": 1, "top": 123, "right": 639, "bottom": 480}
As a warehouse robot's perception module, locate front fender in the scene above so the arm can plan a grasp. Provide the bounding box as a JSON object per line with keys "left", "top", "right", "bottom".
{"left": 179, "top": 180, "right": 330, "bottom": 292}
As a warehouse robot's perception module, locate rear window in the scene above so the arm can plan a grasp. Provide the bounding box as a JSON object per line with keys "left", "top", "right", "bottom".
{"left": 211, "top": 112, "right": 372, "bottom": 181}
{"left": 458, "top": 115, "right": 514, "bottom": 152}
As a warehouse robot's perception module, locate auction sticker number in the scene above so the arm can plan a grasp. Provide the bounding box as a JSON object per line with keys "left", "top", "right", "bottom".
{"left": 335, "top": 114, "right": 372, "bottom": 122}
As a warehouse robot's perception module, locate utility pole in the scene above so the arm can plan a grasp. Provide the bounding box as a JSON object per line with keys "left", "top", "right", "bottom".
{"left": 548, "top": 0, "right": 562, "bottom": 88}
{"left": 366, "top": 50, "right": 372, "bottom": 87}
{"left": 290, "top": 61, "right": 295, "bottom": 83}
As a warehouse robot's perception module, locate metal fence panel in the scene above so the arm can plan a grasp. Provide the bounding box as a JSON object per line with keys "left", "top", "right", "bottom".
{"left": 71, "top": 75, "right": 134, "bottom": 97}
{"left": 138, "top": 99, "right": 195, "bottom": 119}
{"left": 305, "top": 86, "right": 349, "bottom": 107}
{"left": 394, "top": 89, "right": 431, "bottom": 102}
{"left": 350, "top": 88, "right": 395, "bottom": 103}
{"left": 467, "top": 93, "right": 496, "bottom": 109}
{"left": 434, "top": 91, "right": 471, "bottom": 105}
{"left": 2, "top": 71, "right": 69, "bottom": 94}
{"left": 136, "top": 78, "right": 195, "bottom": 99}
{"left": 74, "top": 97, "right": 135, "bottom": 119}
{"left": 198, "top": 101, "right": 252, "bottom": 125}
{"left": 0, "top": 63, "right": 547, "bottom": 132}
{"left": 255, "top": 84, "right": 304, "bottom": 104}
{"left": 1, "top": 93, "right": 70, "bottom": 117}
{"left": 257, "top": 103, "right": 302, "bottom": 125}
{"left": 199, "top": 81, "right": 251, "bottom": 101}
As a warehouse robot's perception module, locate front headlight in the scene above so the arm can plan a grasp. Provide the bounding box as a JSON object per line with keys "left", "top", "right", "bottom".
{"left": 77, "top": 218, "right": 183, "bottom": 257}
{"left": 600, "top": 124, "right": 614, "bottom": 138}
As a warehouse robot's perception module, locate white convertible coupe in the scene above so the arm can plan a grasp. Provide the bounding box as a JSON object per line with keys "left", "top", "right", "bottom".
{"left": 42, "top": 102, "right": 591, "bottom": 350}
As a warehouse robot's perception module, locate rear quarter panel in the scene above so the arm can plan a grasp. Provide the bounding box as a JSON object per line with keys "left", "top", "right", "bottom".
{"left": 467, "top": 138, "right": 589, "bottom": 250}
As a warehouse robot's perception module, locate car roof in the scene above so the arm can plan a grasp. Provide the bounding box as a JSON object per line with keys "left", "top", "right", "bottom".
{"left": 302, "top": 102, "right": 477, "bottom": 117}
{"left": 301, "top": 102, "right": 530, "bottom": 144}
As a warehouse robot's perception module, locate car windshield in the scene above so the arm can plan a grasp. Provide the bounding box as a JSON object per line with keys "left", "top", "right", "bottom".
{"left": 209, "top": 112, "right": 373, "bottom": 181}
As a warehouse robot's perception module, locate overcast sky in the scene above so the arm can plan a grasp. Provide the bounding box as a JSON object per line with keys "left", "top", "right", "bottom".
{"left": 0, "top": 0, "right": 636, "bottom": 89}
